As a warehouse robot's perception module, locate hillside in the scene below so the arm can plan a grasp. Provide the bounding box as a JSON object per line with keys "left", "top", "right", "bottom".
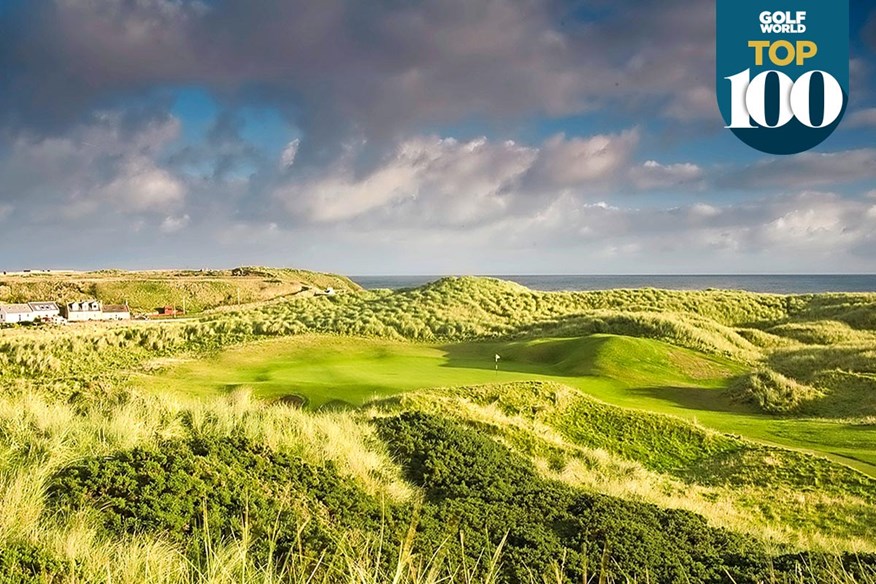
{"left": 0, "top": 267, "right": 360, "bottom": 314}
{"left": 2, "top": 274, "right": 876, "bottom": 582}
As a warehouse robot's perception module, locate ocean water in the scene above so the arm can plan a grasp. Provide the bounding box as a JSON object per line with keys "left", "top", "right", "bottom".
{"left": 351, "top": 275, "right": 876, "bottom": 294}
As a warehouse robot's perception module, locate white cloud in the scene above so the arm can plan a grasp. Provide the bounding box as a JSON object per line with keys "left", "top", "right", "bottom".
{"left": 159, "top": 214, "right": 191, "bottom": 233}
{"left": 93, "top": 159, "right": 186, "bottom": 212}
{"left": 280, "top": 139, "right": 300, "bottom": 169}
{"left": 273, "top": 130, "right": 652, "bottom": 228}
{"left": 524, "top": 131, "right": 639, "bottom": 189}
{"left": 0, "top": 112, "right": 186, "bottom": 221}
{"left": 631, "top": 160, "right": 704, "bottom": 190}
{"left": 275, "top": 135, "right": 538, "bottom": 224}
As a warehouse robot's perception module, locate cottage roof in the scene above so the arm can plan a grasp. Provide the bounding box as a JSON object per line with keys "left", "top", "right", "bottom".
{"left": 68, "top": 301, "right": 101, "bottom": 311}
{"left": 0, "top": 304, "right": 33, "bottom": 314}
{"left": 28, "top": 302, "right": 59, "bottom": 311}
{"left": 103, "top": 304, "right": 130, "bottom": 313}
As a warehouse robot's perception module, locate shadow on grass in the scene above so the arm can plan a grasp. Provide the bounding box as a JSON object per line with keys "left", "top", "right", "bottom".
{"left": 623, "top": 385, "right": 759, "bottom": 415}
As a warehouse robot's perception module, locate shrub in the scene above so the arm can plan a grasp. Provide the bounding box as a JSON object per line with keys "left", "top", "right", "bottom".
{"left": 375, "top": 411, "right": 782, "bottom": 584}
{"left": 0, "top": 540, "right": 69, "bottom": 584}
{"left": 47, "top": 435, "right": 396, "bottom": 566}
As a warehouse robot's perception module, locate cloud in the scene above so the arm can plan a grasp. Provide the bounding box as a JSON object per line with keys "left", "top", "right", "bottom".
{"left": 846, "top": 108, "right": 876, "bottom": 128}
{"left": 0, "top": 110, "right": 187, "bottom": 222}
{"left": 160, "top": 214, "right": 191, "bottom": 233}
{"left": 280, "top": 140, "right": 301, "bottom": 169}
{"left": 716, "top": 149, "right": 876, "bottom": 190}
{"left": 274, "top": 135, "right": 538, "bottom": 225}
{"left": 272, "top": 130, "right": 653, "bottom": 228}
{"left": 0, "top": 0, "right": 720, "bottom": 154}
{"left": 523, "top": 131, "right": 639, "bottom": 190}
{"left": 630, "top": 160, "right": 704, "bottom": 191}
{"left": 509, "top": 190, "right": 876, "bottom": 267}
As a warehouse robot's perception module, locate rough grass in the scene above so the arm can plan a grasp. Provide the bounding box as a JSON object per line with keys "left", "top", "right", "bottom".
{"left": 2, "top": 381, "right": 873, "bottom": 583}
{"left": 0, "top": 266, "right": 360, "bottom": 313}
{"left": 729, "top": 369, "right": 825, "bottom": 413}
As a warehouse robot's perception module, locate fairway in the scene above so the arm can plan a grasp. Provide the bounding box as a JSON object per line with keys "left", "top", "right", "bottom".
{"left": 138, "top": 333, "right": 876, "bottom": 477}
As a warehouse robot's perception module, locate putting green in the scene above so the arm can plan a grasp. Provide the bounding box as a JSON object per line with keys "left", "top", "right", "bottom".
{"left": 136, "top": 333, "right": 876, "bottom": 477}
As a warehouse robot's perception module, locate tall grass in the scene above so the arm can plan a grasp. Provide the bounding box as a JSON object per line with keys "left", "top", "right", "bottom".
{"left": 0, "top": 381, "right": 874, "bottom": 581}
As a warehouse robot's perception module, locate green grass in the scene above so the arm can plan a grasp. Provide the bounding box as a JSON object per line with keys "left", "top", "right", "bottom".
{"left": 135, "top": 335, "right": 618, "bottom": 407}
{"left": 5, "top": 274, "right": 876, "bottom": 582}
{"left": 135, "top": 333, "right": 876, "bottom": 477}
{"left": 135, "top": 334, "right": 734, "bottom": 406}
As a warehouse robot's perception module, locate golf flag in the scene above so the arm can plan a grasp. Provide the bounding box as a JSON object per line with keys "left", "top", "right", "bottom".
{"left": 495, "top": 354, "right": 501, "bottom": 362}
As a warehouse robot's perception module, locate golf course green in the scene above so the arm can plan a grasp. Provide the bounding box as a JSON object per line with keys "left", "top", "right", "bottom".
{"left": 138, "top": 333, "right": 876, "bottom": 477}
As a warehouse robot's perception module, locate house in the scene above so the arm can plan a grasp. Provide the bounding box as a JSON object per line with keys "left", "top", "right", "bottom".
{"left": 28, "top": 302, "right": 60, "bottom": 321}
{"left": 0, "top": 304, "right": 35, "bottom": 324}
{"left": 103, "top": 304, "right": 131, "bottom": 321}
{"left": 62, "top": 300, "right": 104, "bottom": 322}
{"left": 156, "top": 305, "right": 183, "bottom": 317}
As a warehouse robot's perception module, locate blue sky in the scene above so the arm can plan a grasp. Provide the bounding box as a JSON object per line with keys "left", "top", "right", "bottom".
{"left": 0, "top": 0, "right": 874, "bottom": 274}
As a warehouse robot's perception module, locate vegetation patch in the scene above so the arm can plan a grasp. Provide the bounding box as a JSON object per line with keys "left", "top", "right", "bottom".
{"left": 47, "top": 435, "right": 395, "bottom": 565}
{"left": 0, "top": 540, "right": 69, "bottom": 584}
{"left": 375, "top": 411, "right": 876, "bottom": 583}
{"left": 729, "top": 370, "right": 824, "bottom": 414}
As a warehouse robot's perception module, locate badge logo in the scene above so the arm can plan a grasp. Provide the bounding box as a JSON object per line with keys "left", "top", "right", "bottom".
{"left": 717, "top": 1, "right": 849, "bottom": 155}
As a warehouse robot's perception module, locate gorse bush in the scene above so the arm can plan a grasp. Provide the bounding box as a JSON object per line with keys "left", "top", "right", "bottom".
{"left": 375, "top": 411, "right": 876, "bottom": 584}
{"left": 47, "top": 435, "right": 397, "bottom": 566}
{"left": 0, "top": 539, "right": 69, "bottom": 584}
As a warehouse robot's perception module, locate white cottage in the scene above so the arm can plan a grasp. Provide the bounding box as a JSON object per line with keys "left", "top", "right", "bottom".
{"left": 62, "top": 300, "right": 104, "bottom": 322}
{"left": 0, "top": 304, "right": 35, "bottom": 324}
{"left": 28, "top": 301, "right": 60, "bottom": 321}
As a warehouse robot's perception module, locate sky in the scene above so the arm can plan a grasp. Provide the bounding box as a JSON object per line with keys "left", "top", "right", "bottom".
{"left": 0, "top": 0, "right": 874, "bottom": 275}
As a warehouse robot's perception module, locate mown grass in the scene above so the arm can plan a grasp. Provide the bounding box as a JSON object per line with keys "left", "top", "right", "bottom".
{"left": 130, "top": 332, "right": 876, "bottom": 477}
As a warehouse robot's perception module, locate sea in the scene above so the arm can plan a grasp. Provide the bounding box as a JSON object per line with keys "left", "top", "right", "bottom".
{"left": 350, "top": 275, "right": 876, "bottom": 294}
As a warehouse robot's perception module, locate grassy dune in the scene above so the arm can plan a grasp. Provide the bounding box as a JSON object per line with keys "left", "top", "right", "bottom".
{"left": 2, "top": 274, "right": 876, "bottom": 582}
{"left": 0, "top": 267, "right": 360, "bottom": 313}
